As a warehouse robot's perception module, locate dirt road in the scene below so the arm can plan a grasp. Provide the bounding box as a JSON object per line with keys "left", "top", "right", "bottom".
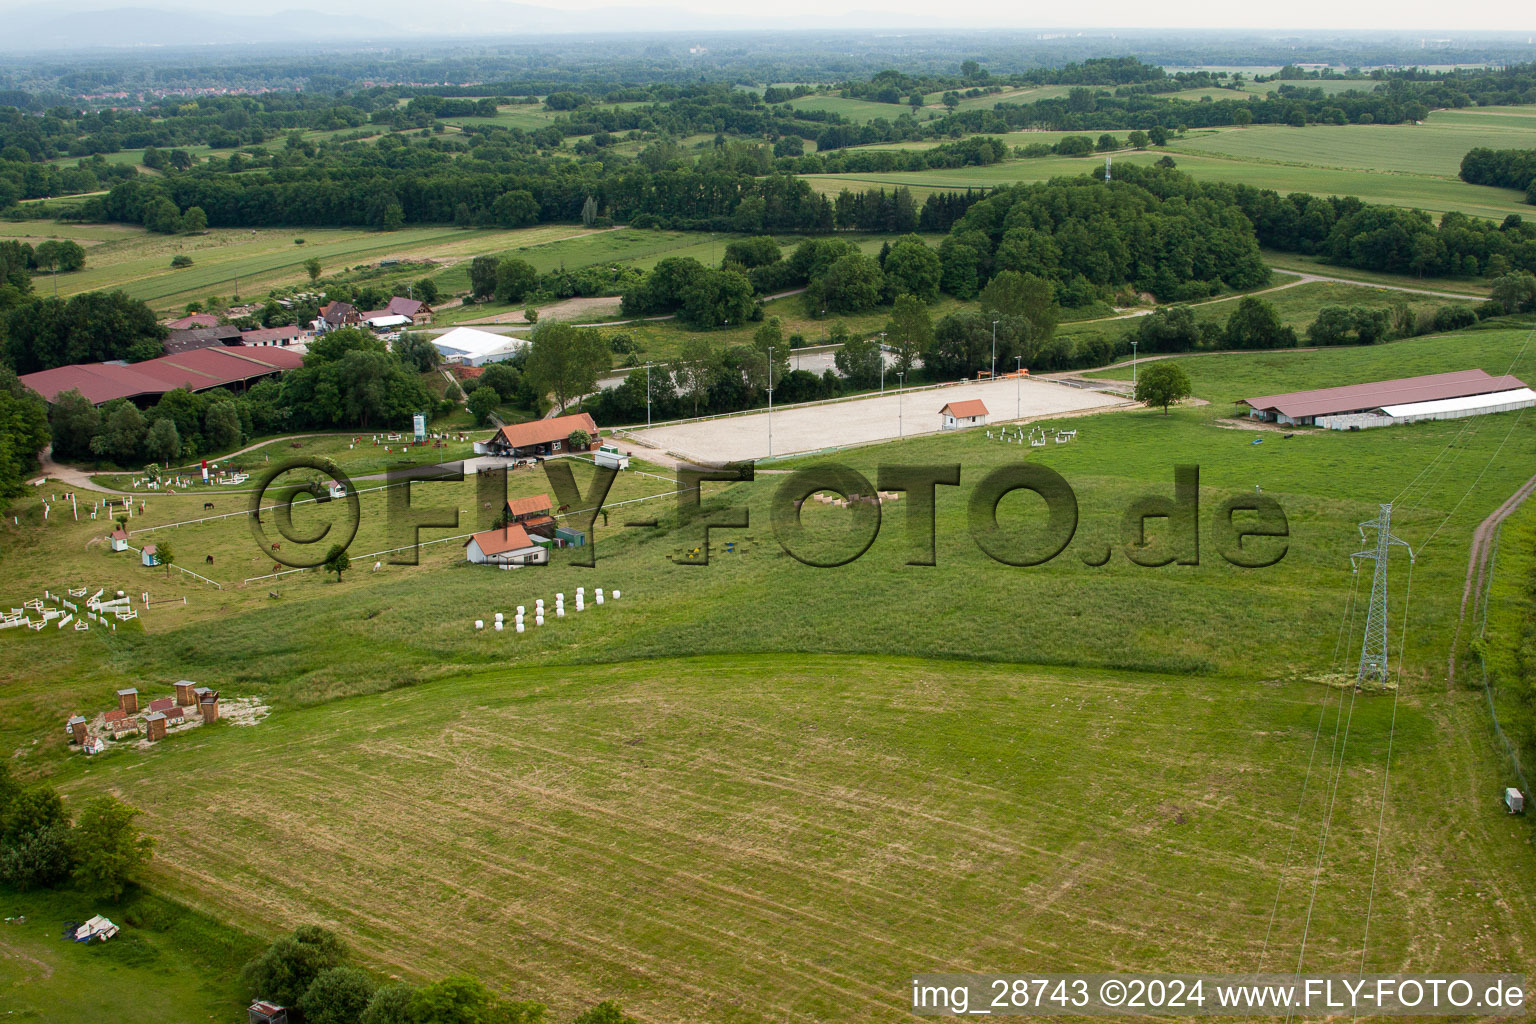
{"left": 1448, "top": 471, "right": 1536, "bottom": 686}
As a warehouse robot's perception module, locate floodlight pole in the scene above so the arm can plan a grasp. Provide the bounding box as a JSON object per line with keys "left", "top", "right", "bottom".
{"left": 766, "top": 346, "right": 774, "bottom": 458}
{"left": 1131, "top": 339, "right": 1138, "bottom": 387}
{"left": 991, "top": 319, "right": 999, "bottom": 380}
{"left": 897, "top": 371, "right": 905, "bottom": 437}
{"left": 1016, "top": 355, "right": 1024, "bottom": 419}
{"left": 879, "top": 332, "right": 887, "bottom": 392}
{"left": 644, "top": 362, "right": 653, "bottom": 428}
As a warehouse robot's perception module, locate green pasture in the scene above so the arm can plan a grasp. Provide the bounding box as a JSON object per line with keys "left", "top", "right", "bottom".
{"left": 0, "top": 886, "right": 260, "bottom": 1023}
{"left": 1166, "top": 110, "right": 1536, "bottom": 178}
{"left": 7, "top": 324, "right": 1536, "bottom": 1021}
{"left": 788, "top": 94, "right": 916, "bottom": 123}
{"left": 37, "top": 223, "right": 605, "bottom": 314}
{"left": 801, "top": 147, "right": 1534, "bottom": 221}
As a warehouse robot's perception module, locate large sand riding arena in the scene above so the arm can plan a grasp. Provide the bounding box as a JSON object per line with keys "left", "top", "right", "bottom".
{"left": 629, "top": 377, "right": 1129, "bottom": 462}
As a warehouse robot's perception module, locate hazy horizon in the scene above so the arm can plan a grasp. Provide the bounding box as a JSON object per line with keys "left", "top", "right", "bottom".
{"left": 0, "top": 0, "right": 1531, "bottom": 35}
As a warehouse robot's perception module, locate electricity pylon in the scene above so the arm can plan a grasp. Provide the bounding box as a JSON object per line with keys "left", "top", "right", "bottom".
{"left": 1350, "top": 503, "right": 1414, "bottom": 685}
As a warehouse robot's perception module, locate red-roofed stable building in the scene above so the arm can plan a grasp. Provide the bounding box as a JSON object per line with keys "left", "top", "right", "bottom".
{"left": 19, "top": 346, "right": 303, "bottom": 407}
{"left": 940, "top": 400, "right": 989, "bottom": 430}
{"left": 1241, "top": 369, "right": 1535, "bottom": 429}
{"left": 239, "top": 324, "right": 308, "bottom": 348}
{"left": 475, "top": 413, "right": 598, "bottom": 459}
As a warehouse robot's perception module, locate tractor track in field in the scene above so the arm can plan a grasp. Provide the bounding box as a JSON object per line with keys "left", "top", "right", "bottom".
{"left": 1448, "top": 470, "right": 1536, "bottom": 688}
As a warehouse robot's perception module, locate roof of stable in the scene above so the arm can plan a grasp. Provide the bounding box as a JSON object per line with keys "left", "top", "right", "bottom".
{"left": 490, "top": 413, "right": 598, "bottom": 451}
{"left": 1241, "top": 369, "right": 1530, "bottom": 420}
{"left": 941, "top": 399, "right": 990, "bottom": 418}
{"left": 467, "top": 524, "right": 538, "bottom": 556}
{"left": 19, "top": 346, "right": 303, "bottom": 405}
{"left": 506, "top": 493, "right": 552, "bottom": 517}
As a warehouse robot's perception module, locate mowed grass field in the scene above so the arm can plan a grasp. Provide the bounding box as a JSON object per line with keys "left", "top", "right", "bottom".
{"left": 8, "top": 323, "right": 1536, "bottom": 1020}
{"left": 7, "top": 222, "right": 618, "bottom": 314}
{"left": 43, "top": 655, "right": 1536, "bottom": 1022}
{"left": 807, "top": 108, "right": 1536, "bottom": 222}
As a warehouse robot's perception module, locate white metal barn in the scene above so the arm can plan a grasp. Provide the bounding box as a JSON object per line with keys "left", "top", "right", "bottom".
{"left": 430, "top": 327, "right": 528, "bottom": 368}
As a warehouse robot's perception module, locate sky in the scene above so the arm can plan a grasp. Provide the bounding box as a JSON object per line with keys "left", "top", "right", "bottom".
{"left": 532, "top": 0, "right": 1535, "bottom": 31}
{"left": 2, "top": 0, "right": 1533, "bottom": 34}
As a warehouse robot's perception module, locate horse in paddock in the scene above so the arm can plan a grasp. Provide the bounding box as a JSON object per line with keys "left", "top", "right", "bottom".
{"left": 270, "top": 542, "right": 282, "bottom": 552}
{"left": 203, "top": 502, "right": 215, "bottom": 510}
{"left": 205, "top": 555, "right": 213, "bottom": 564}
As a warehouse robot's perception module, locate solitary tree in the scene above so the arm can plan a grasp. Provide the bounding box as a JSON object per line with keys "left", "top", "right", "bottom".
{"left": 304, "top": 258, "right": 323, "bottom": 283}
{"left": 526, "top": 322, "right": 611, "bottom": 413}
{"left": 71, "top": 796, "right": 155, "bottom": 901}
{"left": 884, "top": 294, "right": 933, "bottom": 376}
{"left": 322, "top": 543, "right": 350, "bottom": 583}
{"left": 467, "top": 385, "right": 500, "bottom": 425}
{"left": 156, "top": 541, "right": 175, "bottom": 576}
{"left": 1134, "top": 361, "right": 1193, "bottom": 414}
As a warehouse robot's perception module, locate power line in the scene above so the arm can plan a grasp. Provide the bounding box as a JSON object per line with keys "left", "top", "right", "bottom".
{"left": 1286, "top": 676, "right": 1362, "bottom": 1024}
{"left": 1358, "top": 559, "right": 1414, "bottom": 975}
{"left": 1256, "top": 679, "right": 1338, "bottom": 972}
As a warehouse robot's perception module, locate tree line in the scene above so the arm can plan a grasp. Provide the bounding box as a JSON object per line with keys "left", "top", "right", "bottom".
{"left": 243, "top": 922, "right": 638, "bottom": 1024}
{"left": 1460, "top": 146, "right": 1536, "bottom": 205}
{"left": 1110, "top": 162, "right": 1536, "bottom": 279}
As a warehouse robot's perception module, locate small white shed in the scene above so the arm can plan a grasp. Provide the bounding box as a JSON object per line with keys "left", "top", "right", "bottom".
{"left": 1506, "top": 787, "right": 1525, "bottom": 814}
{"left": 465, "top": 524, "right": 548, "bottom": 567}
{"left": 939, "top": 399, "right": 989, "bottom": 430}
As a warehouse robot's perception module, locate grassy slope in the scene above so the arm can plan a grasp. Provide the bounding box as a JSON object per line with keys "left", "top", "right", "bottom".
{"left": 42, "top": 654, "right": 1536, "bottom": 1023}
{"left": 0, "top": 887, "right": 261, "bottom": 1022}
{"left": 6, "top": 326, "right": 1536, "bottom": 1020}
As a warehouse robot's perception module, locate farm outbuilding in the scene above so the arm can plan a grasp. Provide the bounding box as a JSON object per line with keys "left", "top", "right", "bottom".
{"left": 199, "top": 692, "right": 221, "bottom": 723}
{"left": 67, "top": 715, "right": 87, "bottom": 744}
{"left": 145, "top": 711, "right": 167, "bottom": 743}
{"left": 117, "top": 688, "right": 138, "bottom": 713}
{"left": 1507, "top": 787, "right": 1525, "bottom": 814}
{"left": 476, "top": 413, "right": 598, "bottom": 459}
{"left": 465, "top": 524, "right": 548, "bottom": 567}
{"left": 1240, "top": 369, "right": 1534, "bottom": 429}
{"left": 249, "top": 1001, "right": 289, "bottom": 1024}
{"left": 175, "top": 680, "right": 198, "bottom": 706}
{"left": 594, "top": 444, "right": 630, "bottom": 470}
{"left": 141, "top": 545, "right": 159, "bottom": 567}
{"left": 19, "top": 346, "right": 303, "bottom": 407}
{"left": 109, "top": 527, "right": 129, "bottom": 552}
{"left": 940, "top": 400, "right": 989, "bottom": 430}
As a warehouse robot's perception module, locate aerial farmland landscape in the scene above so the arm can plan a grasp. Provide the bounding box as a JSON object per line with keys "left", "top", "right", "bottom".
{"left": 4, "top": 3, "right": 1536, "bottom": 1022}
